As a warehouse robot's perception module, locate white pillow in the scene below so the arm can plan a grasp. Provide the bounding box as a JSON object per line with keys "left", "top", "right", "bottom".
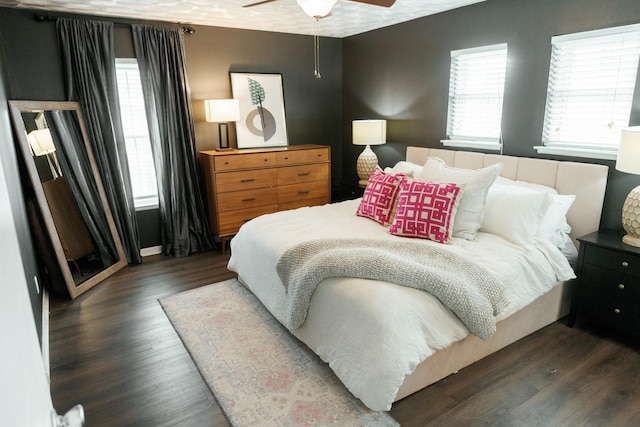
{"left": 383, "top": 161, "right": 422, "bottom": 178}
{"left": 493, "top": 176, "right": 575, "bottom": 245}
{"left": 421, "top": 157, "right": 502, "bottom": 241}
{"left": 481, "top": 183, "right": 549, "bottom": 246}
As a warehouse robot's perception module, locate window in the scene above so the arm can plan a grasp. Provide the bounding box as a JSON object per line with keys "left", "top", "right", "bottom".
{"left": 443, "top": 43, "right": 508, "bottom": 151}
{"left": 538, "top": 24, "right": 640, "bottom": 160}
{"left": 115, "top": 58, "right": 158, "bottom": 209}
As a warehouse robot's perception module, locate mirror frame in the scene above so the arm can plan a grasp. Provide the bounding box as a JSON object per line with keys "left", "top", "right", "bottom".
{"left": 8, "top": 100, "right": 128, "bottom": 299}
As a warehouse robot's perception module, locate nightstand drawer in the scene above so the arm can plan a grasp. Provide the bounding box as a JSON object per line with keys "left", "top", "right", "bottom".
{"left": 583, "top": 244, "right": 640, "bottom": 276}
{"left": 277, "top": 148, "right": 329, "bottom": 165}
{"left": 581, "top": 263, "right": 640, "bottom": 300}
{"left": 578, "top": 288, "right": 640, "bottom": 336}
{"left": 214, "top": 152, "right": 276, "bottom": 171}
{"left": 277, "top": 163, "right": 329, "bottom": 185}
{"left": 215, "top": 169, "right": 277, "bottom": 192}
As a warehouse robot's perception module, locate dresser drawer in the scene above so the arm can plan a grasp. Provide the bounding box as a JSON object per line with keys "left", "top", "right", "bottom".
{"left": 583, "top": 244, "right": 640, "bottom": 276}
{"left": 581, "top": 263, "right": 640, "bottom": 300}
{"left": 277, "top": 163, "right": 329, "bottom": 185}
{"left": 276, "top": 148, "right": 329, "bottom": 166}
{"left": 214, "top": 152, "right": 277, "bottom": 171}
{"left": 279, "top": 197, "right": 328, "bottom": 212}
{"left": 216, "top": 187, "right": 278, "bottom": 212}
{"left": 218, "top": 205, "right": 278, "bottom": 235}
{"left": 578, "top": 288, "right": 640, "bottom": 336}
{"left": 215, "top": 168, "right": 277, "bottom": 193}
{"left": 278, "top": 181, "right": 329, "bottom": 204}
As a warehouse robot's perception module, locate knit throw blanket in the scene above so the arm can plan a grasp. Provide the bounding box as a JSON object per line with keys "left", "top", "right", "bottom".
{"left": 275, "top": 238, "right": 509, "bottom": 340}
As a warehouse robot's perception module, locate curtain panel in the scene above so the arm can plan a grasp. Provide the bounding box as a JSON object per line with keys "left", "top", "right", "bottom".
{"left": 56, "top": 18, "right": 142, "bottom": 264}
{"left": 132, "top": 25, "right": 214, "bottom": 257}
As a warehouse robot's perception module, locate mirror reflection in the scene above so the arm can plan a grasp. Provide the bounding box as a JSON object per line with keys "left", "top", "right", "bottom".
{"left": 9, "top": 101, "right": 127, "bottom": 298}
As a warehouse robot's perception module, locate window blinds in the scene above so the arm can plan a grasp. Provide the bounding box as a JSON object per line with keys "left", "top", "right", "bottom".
{"left": 446, "top": 43, "right": 508, "bottom": 143}
{"left": 115, "top": 58, "right": 158, "bottom": 209}
{"left": 542, "top": 24, "right": 640, "bottom": 153}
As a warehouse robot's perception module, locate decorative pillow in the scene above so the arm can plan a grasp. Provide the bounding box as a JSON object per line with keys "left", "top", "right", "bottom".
{"left": 421, "top": 157, "right": 502, "bottom": 241}
{"left": 383, "top": 161, "right": 423, "bottom": 178}
{"left": 389, "top": 179, "right": 463, "bottom": 243}
{"left": 480, "top": 183, "right": 549, "bottom": 246}
{"left": 356, "top": 167, "right": 403, "bottom": 225}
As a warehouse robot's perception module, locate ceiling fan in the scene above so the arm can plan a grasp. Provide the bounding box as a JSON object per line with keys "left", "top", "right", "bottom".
{"left": 244, "top": 0, "right": 396, "bottom": 19}
{"left": 243, "top": 0, "right": 396, "bottom": 78}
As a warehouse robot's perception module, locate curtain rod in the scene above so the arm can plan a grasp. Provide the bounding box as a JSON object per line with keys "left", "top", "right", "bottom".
{"left": 33, "top": 14, "right": 196, "bottom": 34}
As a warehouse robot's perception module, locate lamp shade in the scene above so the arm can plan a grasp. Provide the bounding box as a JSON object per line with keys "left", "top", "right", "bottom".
{"left": 616, "top": 126, "right": 640, "bottom": 174}
{"left": 352, "top": 119, "right": 387, "bottom": 146}
{"left": 205, "top": 99, "right": 240, "bottom": 123}
{"left": 297, "top": 0, "right": 337, "bottom": 18}
{"left": 27, "top": 128, "right": 56, "bottom": 156}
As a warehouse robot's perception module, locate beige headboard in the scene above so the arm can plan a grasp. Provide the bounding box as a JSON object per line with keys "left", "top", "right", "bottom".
{"left": 406, "top": 147, "right": 609, "bottom": 242}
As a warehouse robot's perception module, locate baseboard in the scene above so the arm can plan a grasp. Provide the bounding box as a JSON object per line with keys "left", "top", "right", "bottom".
{"left": 141, "top": 245, "right": 162, "bottom": 257}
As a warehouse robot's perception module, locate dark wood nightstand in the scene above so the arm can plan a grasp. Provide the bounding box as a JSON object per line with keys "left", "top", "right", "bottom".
{"left": 331, "top": 183, "right": 364, "bottom": 203}
{"left": 568, "top": 230, "right": 640, "bottom": 337}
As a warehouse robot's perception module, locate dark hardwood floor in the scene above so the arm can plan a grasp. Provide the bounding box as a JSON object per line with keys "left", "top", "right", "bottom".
{"left": 50, "top": 251, "right": 640, "bottom": 426}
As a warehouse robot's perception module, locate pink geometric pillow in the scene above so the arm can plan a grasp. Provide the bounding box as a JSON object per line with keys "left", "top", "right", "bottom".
{"left": 356, "top": 167, "right": 403, "bottom": 225}
{"left": 389, "top": 179, "right": 463, "bottom": 243}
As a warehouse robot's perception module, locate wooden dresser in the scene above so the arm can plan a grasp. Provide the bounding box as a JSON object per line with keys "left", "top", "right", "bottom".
{"left": 569, "top": 230, "right": 640, "bottom": 337}
{"left": 199, "top": 144, "right": 331, "bottom": 251}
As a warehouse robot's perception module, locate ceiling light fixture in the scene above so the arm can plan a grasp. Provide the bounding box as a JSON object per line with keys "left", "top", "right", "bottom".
{"left": 297, "top": 0, "right": 337, "bottom": 78}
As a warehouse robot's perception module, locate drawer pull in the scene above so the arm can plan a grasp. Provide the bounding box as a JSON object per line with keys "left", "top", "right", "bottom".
{"left": 622, "top": 261, "right": 629, "bottom": 267}
{"left": 298, "top": 190, "right": 310, "bottom": 195}
{"left": 614, "top": 308, "right": 621, "bottom": 315}
{"left": 242, "top": 198, "right": 256, "bottom": 202}
{"left": 240, "top": 178, "right": 256, "bottom": 183}
{"left": 298, "top": 172, "right": 311, "bottom": 177}
{"left": 618, "top": 283, "right": 625, "bottom": 290}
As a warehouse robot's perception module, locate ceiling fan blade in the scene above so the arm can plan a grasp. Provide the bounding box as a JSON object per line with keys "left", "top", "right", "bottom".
{"left": 349, "top": 0, "right": 396, "bottom": 7}
{"left": 243, "top": 0, "right": 280, "bottom": 7}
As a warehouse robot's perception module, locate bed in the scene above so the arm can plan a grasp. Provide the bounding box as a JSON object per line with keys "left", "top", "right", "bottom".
{"left": 227, "top": 147, "right": 609, "bottom": 412}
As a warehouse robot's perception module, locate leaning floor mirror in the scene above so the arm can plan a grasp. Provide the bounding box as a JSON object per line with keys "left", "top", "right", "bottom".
{"left": 9, "top": 100, "right": 127, "bottom": 299}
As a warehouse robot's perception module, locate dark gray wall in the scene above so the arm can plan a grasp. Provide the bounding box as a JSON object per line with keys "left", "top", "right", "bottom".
{"left": 343, "top": 0, "right": 640, "bottom": 231}
{"left": 0, "top": 7, "right": 343, "bottom": 249}
{"left": 0, "top": 29, "right": 43, "bottom": 341}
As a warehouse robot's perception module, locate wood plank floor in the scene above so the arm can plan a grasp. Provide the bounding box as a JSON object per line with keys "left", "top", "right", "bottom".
{"left": 49, "top": 250, "right": 640, "bottom": 426}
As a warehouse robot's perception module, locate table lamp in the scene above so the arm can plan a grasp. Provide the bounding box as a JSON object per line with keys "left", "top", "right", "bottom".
{"left": 352, "top": 119, "right": 386, "bottom": 187}
{"left": 615, "top": 126, "right": 640, "bottom": 247}
{"left": 205, "top": 99, "right": 240, "bottom": 151}
{"left": 27, "top": 128, "right": 60, "bottom": 177}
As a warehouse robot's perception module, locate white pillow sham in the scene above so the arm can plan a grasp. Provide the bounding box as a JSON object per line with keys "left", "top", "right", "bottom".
{"left": 493, "top": 176, "right": 575, "bottom": 246}
{"left": 421, "top": 157, "right": 502, "bottom": 241}
{"left": 384, "top": 161, "right": 423, "bottom": 178}
{"left": 481, "top": 183, "right": 549, "bottom": 246}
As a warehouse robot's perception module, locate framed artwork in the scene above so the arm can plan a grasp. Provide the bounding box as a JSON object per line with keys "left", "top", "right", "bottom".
{"left": 230, "top": 72, "right": 288, "bottom": 149}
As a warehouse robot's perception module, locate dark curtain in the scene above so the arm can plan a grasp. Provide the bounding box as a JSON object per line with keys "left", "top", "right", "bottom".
{"left": 45, "top": 110, "right": 118, "bottom": 268}
{"left": 131, "top": 25, "right": 214, "bottom": 257}
{"left": 57, "top": 18, "right": 142, "bottom": 264}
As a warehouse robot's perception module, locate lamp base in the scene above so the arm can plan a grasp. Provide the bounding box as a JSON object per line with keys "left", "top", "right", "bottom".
{"left": 356, "top": 144, "right": 379, "bottom": 188}
{"left": 621, "top": 184, "right": 640, "bottom": 247}
{"left": 215, "top": 147, "right": 235, "bottom": 152}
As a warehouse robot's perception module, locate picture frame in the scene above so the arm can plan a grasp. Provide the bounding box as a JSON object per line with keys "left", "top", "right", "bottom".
{"left": 230, "top": 72, "right": 288, "bottom": 149}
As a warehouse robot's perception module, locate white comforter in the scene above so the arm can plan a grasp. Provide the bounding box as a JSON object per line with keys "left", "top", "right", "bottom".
{"left": 227, "top": 199, "right": 575, "bottom": 411}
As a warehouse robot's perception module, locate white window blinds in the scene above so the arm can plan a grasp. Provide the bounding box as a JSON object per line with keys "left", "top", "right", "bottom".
{"left": 446, "top": 43, "right": 508, "bottom": 144}
{"left": 541, "top": 24, "right": 640, "bottom": 155}
{"left": 115, "top": 58, "right": 158, "bottom": 210}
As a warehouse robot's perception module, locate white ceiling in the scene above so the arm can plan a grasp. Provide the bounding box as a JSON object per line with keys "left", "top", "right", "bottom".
{"left": 0, "top": 0, "right": 485, "bottom": 38}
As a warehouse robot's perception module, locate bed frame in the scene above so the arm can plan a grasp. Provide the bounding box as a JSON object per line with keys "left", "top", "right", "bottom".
{"left": 394, "top": 147, "right": 608, "bottom": 401}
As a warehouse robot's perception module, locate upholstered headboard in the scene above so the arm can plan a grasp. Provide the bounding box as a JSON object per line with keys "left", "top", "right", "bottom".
{"left": 406, "top": 147, "right": 609, "bottom": 242}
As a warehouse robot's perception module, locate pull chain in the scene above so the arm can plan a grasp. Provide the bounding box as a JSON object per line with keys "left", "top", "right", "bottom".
{"left": 314, "top": 17, "right": 321, "bottom": 79}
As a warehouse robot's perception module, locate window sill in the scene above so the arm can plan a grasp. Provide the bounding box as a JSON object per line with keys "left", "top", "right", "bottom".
{"left": 134, "top": 201, "right": 159, "bottom": 211}
{"left": 441, "top": 139, "right": 502, "bottom": 151}
{"left": 533, "top": 146, "right": 617, "bottom": 161}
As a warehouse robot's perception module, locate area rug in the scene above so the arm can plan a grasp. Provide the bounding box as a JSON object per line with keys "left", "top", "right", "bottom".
{"left": 159, "top": 279, "right": 398, "bottom": 427}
